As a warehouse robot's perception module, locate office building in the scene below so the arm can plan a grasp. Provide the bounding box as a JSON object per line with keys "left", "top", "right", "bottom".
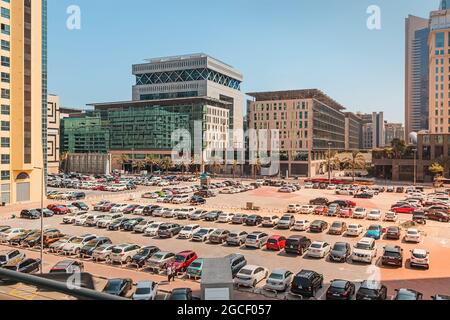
{"left": 47, "top": 94, "right": 60, "bottom": 174}
{"left": 359, "top": 112, "right": 385, "bottom": 149}
{"left": 405, "top": 15, "right": 430, "bottom": 135}
{"left": 247, "top": 89, "right": 353, "bottom": 177}
{"left": 344, "top": 112, "right": 363, "bottom": 150}
{"left": 0, "top": 0, "right": 46, "bottom": 204}
{"left": 385, "top": 122, "right": 405, "bottom": 145}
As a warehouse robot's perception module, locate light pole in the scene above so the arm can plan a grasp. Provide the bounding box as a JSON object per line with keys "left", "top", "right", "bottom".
{"left": 34, "top": 166, "right": 44, "bottom": 274}
{"left": 414, "top": 151, "right": 416, "bottom": 186}
{"left": 328, "top": 142, "right": 332, "bottom": 185}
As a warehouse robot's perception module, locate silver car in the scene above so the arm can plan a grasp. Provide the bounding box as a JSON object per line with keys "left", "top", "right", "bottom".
{"left": 264, "top": 269, "right": 294, "bottom": 292}
{"left": 226, "top": 231, "right": 248, "bottom": 246}
{"left": 91, "top": 244, "right": 116, "bottom": 262}
{"left": 245, "top": 232, "right": 269, "bottom": 249}
{"left": 132, "top": 281, "right": 158, "bottom": 300}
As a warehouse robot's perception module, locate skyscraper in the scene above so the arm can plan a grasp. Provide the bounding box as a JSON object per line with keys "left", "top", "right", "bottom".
{"left": 0, "top": 0, "right": 46, "bottom": 204}
{"left": 405, "top": 15, "right": 429, "bottom": 136}
{"left": 429, "top": 3, "right": 450, "bottom": 133}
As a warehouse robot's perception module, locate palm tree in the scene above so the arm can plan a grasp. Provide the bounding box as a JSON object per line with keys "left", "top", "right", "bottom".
{"left": 391, "top": 139, "right": 407, "bottom": 159}
{"left": 160, "top": 157, "right": 173, "bottom": 175}
{"left": 437, "top": 156, "right": 450, "bottom": 178}
{"left": 134, "top": 160, "right": 146, "bottom": 174}
{"left": 343, "top": 151, "right": 366, "bottom": 182}
{"left": 253, "top": 158, "right": 262, "bottom": 179}
{"left": 429, "top": 162, "right": 444, "bottom": 179}
{"left": 144, "top": 155, "right": 158, "bottom": 174}
{"left": 120, "top": 154, "right": 130, "bottom": 173}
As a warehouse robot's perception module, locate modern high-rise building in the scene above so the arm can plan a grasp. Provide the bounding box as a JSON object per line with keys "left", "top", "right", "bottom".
{"left": 385, "top": 123, "right": 406, "bottom": 145}
{"left": 429, "top": 2, "right": 450, "bottom": 133}
{"left": 405, "top": 15, "right": 429, "bottom": 136}
{"left": 47, "top": 95, "right": 60, "bottom": 174}
{"left": 0, "top": 0, "right": 46, "bottom": 204}
{"left": 359, "top": 112, "right": 385, "bottom": 149}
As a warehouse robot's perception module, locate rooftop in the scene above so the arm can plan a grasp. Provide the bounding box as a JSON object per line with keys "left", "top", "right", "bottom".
{"left": 247, "top": 89, "right": 346, "bottom": 111}
{"left": 142, "top": 53, "right": 235, "bottom": 69}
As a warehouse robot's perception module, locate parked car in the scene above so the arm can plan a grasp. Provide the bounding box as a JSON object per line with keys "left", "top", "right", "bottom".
{"left": 228, "top": 253, "right": 248, "bottom": 277}
{"left": 383, "top": 211, "right": 398, "bottom": 222}
{"left": 346, "top": 224, "right": 364, "bottom": 237}
{"left": 266, "top": 235, "right": 287, "bottom": 251}
{"left": 393, "top": 288, "right": 423, "bottom": 300}
{"left": 262, "top": 216, "right": 279, "bottom": 227}
{"left": 326, "top": 279, "right": 356, "bottom": 300}
{"left": 226, "top": 231, "right": 248, "bottom": 246}
{"left": 245, "top": 232, "right": 269, "bottom": 249}
{"left": 351, "top": 237, "right": 377, "bottom": 264}
{"left": 107, "top": 218, "right": 130, "bottom": 231}
{"left": 169, "top": 288, "right": 198, "bottom": 300}
{"left": 121, "top": 218, "right": 145, "bottom": 232}
{"left": 133, "top": 220, "right": 154, "bottom": 234}
{"left": 110, "top": 243, "right": 141, "bottom": 264}
{"left": 404, "top": 228, "right": 422, "bottom": 243}
{"left": 144, "top": 222, "right": 164, "bottom": 237}
{"left": 0, "top": 250, "right": 25, "bottom": 267}
{"left": 173, "top": 250, "right": 198, "bottom": 273}
{"left": 356, "top": 280, "right": 387, "bottom": 300}
{"left": 381, "top": 245, "right": 403, "bottom": 267}
{"left": 307, "top": 241, "right": 331, "bottom": 259}
{"left": 328, "top": 221, "right": 347, "bottom": 235}
{"left": 130, "top": 246, "right": 160, "bottom": 268}
{"left": 145, "top": 251, "right": 176, "bottom": 271}
{"left": 178, "top": 224, "right": 201, "bottom": 240}
{"left": 60, "top": 234, "right": 97, "bottom": 256}
{"left": 157, "top": 223, "right": 183, "bottom": 238}
{"left": 132, "top": 281, "right": 158, "bottom": 300}
{"left": 309, "top": 220, "right": 328, "bottom": 233}
{"left": 352, "top": 207, "right": 367, "bottom": 219}
{"left": 293, "top": 220, "right": 310, "bottom": 231}
{"left": 409, "top": 248, "right": 430, "bottom": 269}
{"left": 264, "top": 269, "right": 294, "bottom": 292}
{"left": 79, "top": 237, "right": 112, "bottom": 258}
{"left": 425, "top": 210, "right": 449, "bottom": 222}
{"left": 385, "top": 226, "right": 401, "bottom": 240}
{"left": 329, "top": 242, "right": 351, "bottom": 262}
{"left": 234, "top": 265, "right": 269, "bottom": 287}
{"left": 204, "top": 211, "right": 222, "bottom": 222}
{"left": 20, "top": 209, "right": 40, "bottom": 219}
{"left": 231, "top": 214, "right": 249, "bottom": 224}
{"left": 366, "top": 224, "right": 385, "bottom": 240}
{"left": 49, "top": 260, "right": 84, "bottom": 274}
{"left": 367, "top": 209, "right": 382, "bottom": 221}
{"left": 102, "top": 278, "right": 133, "bottom": 297}
{"left": 92, "top": 243, "right": 116, "bottom": 262}
{"left": 277, "top": 214, "right": 295, "bottom": 229}
{"left": 192, "top": 228, "right": 216, "bottom": 242}
{"left": 217, "top": 213, "right": 235, "bottom": 223}
{"left": 290, "top": 270, "right": 323, "bottom": 298}
{"left": 285, "top": 235, "right": 311, "bottom": 255}
{"left": 2, "top": 258, "right": 41, "bottom": 275}
{"left": 245, "top": 215, "right": 263, "bottom": 226}
{"left": 209, "top": 229, "right": 230, "bottom": 244}
{"left": 310, "top": 198, "right": 329, "bottom": 206}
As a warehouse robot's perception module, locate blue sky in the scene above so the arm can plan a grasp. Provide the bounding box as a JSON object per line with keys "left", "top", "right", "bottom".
{"left": 48, "top": 0, "right": 438, "bottom": 122}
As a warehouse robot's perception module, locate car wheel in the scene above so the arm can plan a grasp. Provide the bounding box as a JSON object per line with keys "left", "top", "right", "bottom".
{"left": 253, "top": 280, "right": 257, "bottom": 288}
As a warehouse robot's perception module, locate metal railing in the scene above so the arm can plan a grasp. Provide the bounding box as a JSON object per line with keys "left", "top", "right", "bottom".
{"left": 0, "top": 269, "right": 127, "bottom": 300}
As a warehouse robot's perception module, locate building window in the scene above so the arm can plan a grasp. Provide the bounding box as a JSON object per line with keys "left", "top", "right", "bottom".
{"left": 1, "top": 40, "right": 9, "bottom": 51}
{"left": 0, "top": 56, "right": 9, "bottom": 67}
{"left": 1, "top": 121, "right": 9, "bottom": 131}
{"left": 1, "top": 72, "right": 9, "bottom": 83}
{"left": 1, "top": 88, "right": 9, "bottom": 99}
{"left": 0, "top": 154, "right": 9, "bottom": 164}
{"left": 1, "top": 7, "right": 10, "bottom": 19}
{"left": 1, "top": 137, "right": 9, "bottom": 148}
{"left": 1, "top": 171, "right": 10, "bottom": 181}
{"left": 0, "top": 104, "right": 8, "bottom": 115}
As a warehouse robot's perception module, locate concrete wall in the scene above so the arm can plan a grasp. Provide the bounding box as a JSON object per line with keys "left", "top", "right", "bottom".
{"left": 66, "top": 154, "right": 109, "bottom": 175}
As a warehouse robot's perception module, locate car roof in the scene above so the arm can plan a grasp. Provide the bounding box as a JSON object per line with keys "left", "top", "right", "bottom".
{"left": 271, "top": 268, "right": 290, "bottom": 275}
{"left": 136, "top": 280, "right": 155, "bottom": 287}
{"left": 384, "top": 245, "right": 401, "bottom": 252}
{"left": 176, "top": 250, "right": 195, "bottom": 256}
{"left": 412, "top": 248, "right": 427, "bottom": 255}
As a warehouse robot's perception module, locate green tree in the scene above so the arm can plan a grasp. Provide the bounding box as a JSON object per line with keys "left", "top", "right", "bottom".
{"left": 160, "top": 157, "right": 173, "bottom": 175}
{"left": 343, "top": 151, "right": 366, "bottom": 182}
{"left": 144, "top": 155, "right": 159, "bottom": 174}
{"left": 391, "top": 138, "right": 407, "bottom": 159}
{"left": 429, "top": 162, "right": 444, "bottom": 179}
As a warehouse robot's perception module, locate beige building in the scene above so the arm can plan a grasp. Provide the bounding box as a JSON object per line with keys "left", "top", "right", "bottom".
{"left": 0, "top": 0, "right": 46, "bottom": 204}
{"left": 47, "top": 95, "right": 60, "bottom": 174}
{"left": 385, "top": 122, "right": 405, "bottom": 145}
{"left": 405, "top": 15, "right": 430, "bottom": 136}
{"left": 247, "top": 89, "right": 357, "bottom": 177}
{"left": 429, "top": 4, "right": 450, "bottom": 133}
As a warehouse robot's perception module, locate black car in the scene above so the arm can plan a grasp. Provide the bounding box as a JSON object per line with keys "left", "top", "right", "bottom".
{"left": 131, "top": 246, "right": 160, "bottom": 267}
{"left": 169, "top": 288, "right": 198, "bottom": 300}
{"left": 329, "top": 242, "right": 351, "bottom": 262}
{"left": 79, "top": 237, "right": 112, "bottom": 258}
{"left": 328, "top": 200, "right": 349, "bottom": 208}
{"left": 396, "top": 187, "right": 404, "bottom": 193}
{"left": 290, "top": 270, "right": 323, "bottom": 298}
{"left": 157, "top": 223, "right": 182, "bottom": 238}
{"left": 228, "top": 253, "right": 247, "bottom": 277}
{"left": 245, "top": 215, "right": 263, "bottom": 226}
{"left": 20, "top": 209, "right": 40, "bottom": 219}
{"left": 309, "top": 197, "right": 329, "bottom": 206}
{"left": 385, "top": 226, "right": 401, "bottom": 240}
{"left": 143, "top": 205, "right": 160, "bottom": 216}
{"left": 2, "top": 258, "right": 41, "bottom": 275}
{"left": 354, "top": 193, "right": 373, "bottom": 199}
{"left": 9, "top": 230, "right": 39, "bottom": 246}
{"left": 309, "top": 220, "right": 328, "bottom": 233}
{"left": 356, "top": 280, "right": 387, "bottom": 300}
{"left": 204, "top": 211, "right": 222, "bottom": 222}
{"left": 393, "top": 288, "right": 423, "bottom": 300}
{"left": 68, "top": 192, "right": 86, "bottom": 200}
{"left": 122, "top": 218, "right": 145, "bottom": 231}
{"left": 36, "top": 208, "right": 54, "bottom": 217}
{"left": 102, "top": 278, "right": 133, "bottom": 297}
{"left": 71, "top": 202, "right": 89, "bottom": 211}
{"left": 107, "top": 218, "right": 130, "bottom": 231}
{"left": 381, "top": 245, "right": 403, "bottom": 267}
{"left": 190, "top": 196, "right": 206, "bottom": 205}
{"left": 285, "top": 235, "right": 311, "bottom": 255}
{"left": 326, "top": 280, "right": 356, "bottom": 300}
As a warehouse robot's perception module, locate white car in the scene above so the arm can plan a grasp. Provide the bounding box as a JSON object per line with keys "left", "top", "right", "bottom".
{"left": 304, "top": 183, "right": 314, "bottom": 189}
{"left": 176, "top": 208, "right": 196, "bottom": 219}
{"left": 192, "top": 228, "right": 216, "bottom": 242}
{"left": 190, "top": 210, "right": 208, "bottom": 220}
{"left": 91, "top": 244, "right": 116, "bottom": 262}
{"left": 353, "top": 207, "right": 367, "bottom": 219}
{"left": 307, "top": 241, "right": 331, "bottom": 259}
{"left": 346, "top": 224, "right": 364, "bottom": 236}
{"left": 264, "top": 269, "right": 294, "bottom": 292}
{"left": 66, "top": 205, "right": 81, "bottom": 213}
{"left": 299, "top": 205, "right": 316, "bottom": 214}
{"left": 220, "top": 188, "right": 237, "bottom": 194}
{"left": 287, "top": 204, "right": 300, "bottom": 213}
{"left": 133, "top": 220, "right": 154, "bottom": 233}
{"left": 152, "top": 207, "right": 168, "bottom": 217}
{"left": 132, "top": 281, "right": 159, "bottom": 300}
{"left": 262, "top": 216, "right": 279, "bottom": 227}
{"left": 234, "top": 265, "right": 269, "bottom": 287}
{"left": 110, "top": 204, "right": 128, "bottom": 213}
{"left": 172, "top": 194, "right": 190, "bottom": 204}
{"left": 110, "top": 243, "right": 141, "bottom": 264}
{"left": 218, "top": 213, "right": 235, "bottom": 223}
{"left": 60, "top": 234, "right": 97, "bottom": 256}
{"left": 96, "top": 214, "right": 123, "bottom": 228}
{"left": 409, "top": 249, "right": 429, "bottom": 269}
{"left": 335, "top": 188, "right": 354, "bottom": 195}
{"left": 278, "top": 187, "right": 293, "bottom": 193}
{"left": 352, "top": 237, "right": 377, "bottom": 264}
{"left": 0, "top": 228, "right": 26, "bottom": 242}
{"left": 133, "top": 206, "right": 146, "bottom": 215}
{"left": 404, "top": 228, "right": 422, "bottom": 243}
{"left": 293, "top": 220, "right": 310, "bottom": 231}
{"left": 178, "top": 224, "right": 201, "bottom": 239}
{"left": 383, "top": 211, "right": 398, "bottom": 222}
{"left": 62, "top": 212, "right": 86, "bottom": 224}
{"left": 144, "top": 222, "right": 164, "bottom": 237}
{"left": 162, "top": 208, "right": 177, "bottom": 218}
{"left": 367, "top": 209, "right": 382, "bottom": 221}
{"left": 74, "top": 214, "right": 92, "bottom": 226}
{"left": 327, "top": 184, "right": 337, "bottom": 190}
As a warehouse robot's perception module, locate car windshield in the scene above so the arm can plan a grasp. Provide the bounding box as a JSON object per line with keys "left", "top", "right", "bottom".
{"left": 310, "top": 243, "right": 322, "bottom": 249}
{"left": 239, "top": 269, "right": 253, "bottom": 275}
{"left": 331, "top": 281, "right": 347, "bottom": 290}
{"left": 175, "top": 255, "right": 186, "bottom": 263}
{"left": 84, "top": 240, "right": 97, "bottom": 247}
{"left": 396, "top": 291, "right": 417, "bottom": 300}
{"left": 135, "top": 287, "right": 151, "bottom": 295}
{"left": 269, "top": 273, "right": 284, "bottom": 280}
{"left": 293, "top": 277, "right": 310, "bottom": 288}
{"left": 149, "top": 224, "right": 160, "bottom": 229}
{"left": 105, "top": 281, "right": 122, "bottom": 291}
{"left": 190, "top": 261, "right": 202, "bottom": 268}
{"left": 384, "top": 250, "right": 400, "bottom": 257}
{"left": 331, "top": 223, "right": 342, "bottom": 228}
{"left": 0, "top": 256, "right": 6, "bottom": 262}
{"left": 183, "top": 226, "right": 194, "bottom": 231}
{"left": 196, "top": 229, "right": 208, "bottom": 235}
{"left": 413, "top": 252, "right": 427, "bottom": 259}
{"left": 333, "top": 244, "right": 346, "bottom": 251}
{"left": 355, "top": 242, "right": 371, "bottom": 250}
{"left": 71, "top": 238, "right": 83, "bottom": 244}
{"left": 368, "top": 226, "right": 379, "bottom": 231}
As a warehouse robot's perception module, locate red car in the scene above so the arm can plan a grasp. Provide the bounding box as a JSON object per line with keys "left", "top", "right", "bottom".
{"left": 93, "top": 185, "right": 107, "bottom": 191}
{"left": 48, "top": 205, "right": 69, "bottom": 215}
{"left": 391, "top": 205, "right": 416, "bottom": 214}
{"left": 314, "top": 206, "right": 328, "bottom": 215}
{"left": 123, "top": 205, "right": 139, "bottom": 214}
{"left": 339, "top": 208, "right": 353, "bottom": 218}
{"left": 172, "top": 250, "right": 198, "bottom": 273}
{"left": 102, "top": 203, "right": 117, "bottom": 212}
{"left": 345, "top": 200, "right": 356, "bottom": 208}
{"left": 266, "top": 235, "right": 287, "bottom": 251}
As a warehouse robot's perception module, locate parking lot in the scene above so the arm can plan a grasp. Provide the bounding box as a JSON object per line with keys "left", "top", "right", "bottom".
{"left": 2, "top": 177, "right": 450, "bottom": 300}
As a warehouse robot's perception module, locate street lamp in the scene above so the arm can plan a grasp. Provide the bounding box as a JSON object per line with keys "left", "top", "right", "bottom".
{"left": 34, "top": 166, "right": 44, "bottom": 274}
{"left": 412, "top": 148, "right": 417, "bottom": 187}
{"left": 328, "top": 142, "right": 332, "bottom": 185}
